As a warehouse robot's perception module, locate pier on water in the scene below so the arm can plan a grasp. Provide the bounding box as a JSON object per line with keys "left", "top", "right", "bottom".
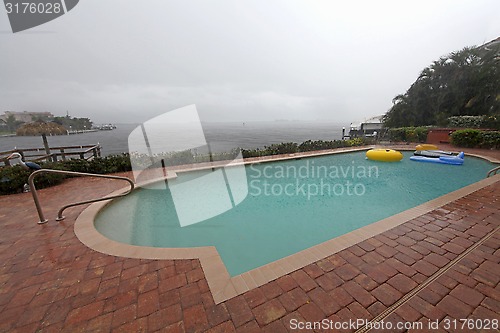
{"left": 67, "top": 129, "right": 98, "bottom": 135}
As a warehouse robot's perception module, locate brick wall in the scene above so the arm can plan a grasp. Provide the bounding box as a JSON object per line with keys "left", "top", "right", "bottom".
{"left": 426, "top": 128, "right": 457, "bottom": 144}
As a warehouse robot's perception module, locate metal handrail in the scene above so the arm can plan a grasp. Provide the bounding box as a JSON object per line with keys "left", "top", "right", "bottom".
{"left": 28, "top": 169, "right": 135, "bottom": 224}
{"left": 487, "top": 165, "right": 500, "bottom": 178}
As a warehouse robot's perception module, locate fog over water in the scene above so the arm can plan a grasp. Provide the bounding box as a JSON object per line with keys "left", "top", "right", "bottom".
{"left": 0, "top": 121, "right": 348, "bottom": 155}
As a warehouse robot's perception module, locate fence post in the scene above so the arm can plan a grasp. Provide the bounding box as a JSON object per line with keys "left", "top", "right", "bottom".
{"left": 41, "top": 134, "right": 54, "bottom": 162}
{"left": 60, "top": 148, "right": 66, "bottom": 161}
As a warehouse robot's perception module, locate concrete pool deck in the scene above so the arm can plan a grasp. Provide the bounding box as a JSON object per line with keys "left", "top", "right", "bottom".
{"left": 0, "top": 146, "right": 499, "bottom": 332}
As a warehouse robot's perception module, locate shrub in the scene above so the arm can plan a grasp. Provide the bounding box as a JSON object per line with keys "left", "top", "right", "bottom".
{"left": 298, "top": 140, "right": 342, "bottom": 152}
{"left": 450, "top": 129, "right": 484, "bottom": 148}
{"left": 479, "top": 131, "right": 500, "bottom": 149}
{"left": 451, "top": 129, "right": 500, "bottom": 149}
{"left": 481, "top": 115, "right": 500, "bottom": 130}
{"left": 448, "top": 115, "right": 500, "bottom": 130}
{"left": 387, "top": 128, "right": 405, "bottom": 142}
{"left": 448, "top": 116, "right": 484, "bottom": 128}
{"left": 405, "top": 129, "right": 418, "bottom": 142}
{"left": 414, "top": 127, "right": 429, "bottom": 142}
{"left": 0, "top": 166, "right": 30, "bottom": 194}
{"left": 240, "top": 148, "right": 264, "bottom": 158}
{"left": 387, "top": 127, "right": 429, "bottom": 142}
{"left": 0, "top": 155, "right": 132, "bottom": 195}
{"left": 46, "top": 154, "right": 133, "bottom": 174}
{"left": 0, "top": 165, "right": 65, "bottom": 195}
{"left": 266, "top": 142, "right": 299, "bottom": 155}
{"left": 242, "top": 142, "right": 298, "bottom": 158}
{"left": 242, "top": 139, "right": 370, "bottom": 158}
{"left": 346, "top": 138, "right": 364, "bottom": 146}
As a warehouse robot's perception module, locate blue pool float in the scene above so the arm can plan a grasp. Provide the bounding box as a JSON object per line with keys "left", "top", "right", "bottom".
{"left": 410, "top": 152, "right": 464, "bottom": 165}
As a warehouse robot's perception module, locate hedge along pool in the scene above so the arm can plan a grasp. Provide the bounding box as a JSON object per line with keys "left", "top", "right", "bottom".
{"left": 95, "top": 151, "right": 494, "bottom": 276}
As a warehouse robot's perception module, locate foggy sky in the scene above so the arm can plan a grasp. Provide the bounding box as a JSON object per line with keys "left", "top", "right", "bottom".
{"left": 1, "top": 0, "right": 499, "bottom": 124}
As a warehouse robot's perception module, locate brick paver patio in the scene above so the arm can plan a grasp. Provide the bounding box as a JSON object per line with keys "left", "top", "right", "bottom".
{"left": 0, "top": 148, "right": 499, "bottom": 332}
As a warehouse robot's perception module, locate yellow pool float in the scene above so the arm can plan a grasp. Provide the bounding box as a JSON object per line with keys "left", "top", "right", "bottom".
{"left": 416, "top": 144, "right": 438, "bottom": 151}
{"left": 366, "top": 149, "right": 403, "bottom": 162}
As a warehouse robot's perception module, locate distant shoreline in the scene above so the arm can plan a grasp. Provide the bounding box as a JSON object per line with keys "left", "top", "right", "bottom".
{"left": 1, "top": 122, "right": 348, "bottom": 156}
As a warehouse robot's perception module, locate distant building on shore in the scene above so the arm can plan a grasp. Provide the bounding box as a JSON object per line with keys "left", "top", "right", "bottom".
{"left": 0, "top": 111, "right": 54, "bottom": 123}
{"left": 349, "top": 115, "right": 384, "bottom": 138}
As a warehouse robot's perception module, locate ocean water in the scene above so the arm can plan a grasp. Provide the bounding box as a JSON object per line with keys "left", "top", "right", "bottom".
{"left": 0, "top": 121, "right": 348, "bottom": 156}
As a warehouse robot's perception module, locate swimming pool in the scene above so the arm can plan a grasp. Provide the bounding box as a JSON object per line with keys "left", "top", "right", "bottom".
{"left": 95, "top": 150, "right": 494, "bottom": 276}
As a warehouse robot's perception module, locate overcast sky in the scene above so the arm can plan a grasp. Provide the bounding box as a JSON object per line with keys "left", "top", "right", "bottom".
{"left": 1, "top": 0, "right": 499, "bottom": 124}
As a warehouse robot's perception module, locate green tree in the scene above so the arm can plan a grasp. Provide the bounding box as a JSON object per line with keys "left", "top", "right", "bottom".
{"left": 52, "top": 116, "right": 93, "bottom": 130}
{"left": 5, "top": 115, "right": 22, "bottom": 132}
{"left": 384, "top": 41, "right": 499, "bottom": 127}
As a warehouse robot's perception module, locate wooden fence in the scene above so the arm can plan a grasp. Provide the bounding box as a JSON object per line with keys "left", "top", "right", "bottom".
{"left": 0, "top": 144, "right": 101, "bottom": 167}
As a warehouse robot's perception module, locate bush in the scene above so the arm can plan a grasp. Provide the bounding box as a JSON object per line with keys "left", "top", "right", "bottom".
{"left": 0, "top": 165, "right": 65, "bottom": 195}
{"left": 450, "top": 129, "right": 492, "bottom": 148}
{"left": 43, "top": 154, "right": 132, "bottom": 174}
{"left": 387, "top": 127, "right": 429, "bottom": 142}
{"left": 448, "top": 116, "right": 484, "bottom": 128}
{"left": 346, "top": 138, "right": 364, "bottom": 146}
{"left": 450, "top": 129, "right": 482, "bottom": 148}
{"left": 0, "top": 166, "right": 30, "bottom": 194}
{"left": 242, "top": 142, "right": 298, "bottom": 158}
{"left": 480, "top": 131, "right": 500, "bottom": 149}
{"left": 414, "top": 127, "right": 429, "bottom": 142}
{"left": 481, "top": 115, "right": 500, "bottom": 130}
{"left": 267, "top": 142, "right": 299, "bottom": 155}
{"left": 448, "top": 115, "right": 500, "bottom": 130}
{"left": 0, "top": 154, "right": 132, "bottom": 195}
{"left": 298, "top": 140, "right": 341, "bottom": 152}
{"left": 387, "top": 128, "right": 404, "bottom": 142}
{"left": 242, "top": 139, "right": 370, "bottom": 158}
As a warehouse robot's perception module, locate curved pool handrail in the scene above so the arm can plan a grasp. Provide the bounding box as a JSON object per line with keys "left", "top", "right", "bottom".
{"left": 28, "top": 169, "right": 135, "bottom": 224}
{"left": 487, "top": 165, "right": 500, "bottom": 178}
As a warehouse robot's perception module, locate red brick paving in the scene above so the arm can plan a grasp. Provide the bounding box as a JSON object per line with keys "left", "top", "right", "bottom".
{"left": 0, "top": 155, "right": 499, "bottom": 332}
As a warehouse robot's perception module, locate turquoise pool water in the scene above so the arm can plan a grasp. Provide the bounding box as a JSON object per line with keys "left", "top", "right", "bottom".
{"left": 95, "top": 151, "right": 494, "bottom": 276}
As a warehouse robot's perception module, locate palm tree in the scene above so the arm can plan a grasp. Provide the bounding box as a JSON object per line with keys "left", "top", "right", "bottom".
{"left": 383, "top": 41, "right": 499, "bottom": 127}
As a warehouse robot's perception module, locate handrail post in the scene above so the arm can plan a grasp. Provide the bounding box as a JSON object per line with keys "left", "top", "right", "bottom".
{"left": 28, "top": 170, "right": 49, "bottom": 224}
{"left": 487, "top": 166, "right": 500, "bottom": 178}
{"left": 28, "top": 169, "right": 134, "bottom": 224}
